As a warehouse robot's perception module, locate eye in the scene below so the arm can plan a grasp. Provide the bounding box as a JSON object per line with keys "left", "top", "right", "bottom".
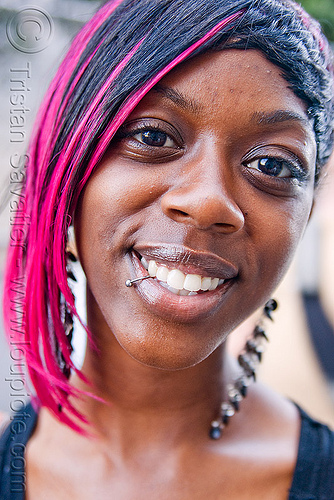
{"left": 245, "top": 157, "right": 293, "bottom": 178}
{"left": 133, "top": 129, "right": 176, "bottom": 148}
{"left": 113, "top": 120, "right": 183, "bottom": 163}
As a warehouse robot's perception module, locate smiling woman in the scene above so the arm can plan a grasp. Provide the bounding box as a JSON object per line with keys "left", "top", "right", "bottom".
{"left": 76, "top": 50, "right": 316, "bottom": 372}
{"left": 0, "top": 0, "right": 333, "bottom": 499}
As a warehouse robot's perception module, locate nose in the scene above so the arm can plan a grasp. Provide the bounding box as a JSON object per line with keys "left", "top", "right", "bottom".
{"left": 161, "top": 160, "right": 245, "bottom": 233}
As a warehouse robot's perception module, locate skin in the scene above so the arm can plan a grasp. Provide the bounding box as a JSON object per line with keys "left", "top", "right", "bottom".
{"left": 26, "top": 49, "right": 317, "bottom": 499}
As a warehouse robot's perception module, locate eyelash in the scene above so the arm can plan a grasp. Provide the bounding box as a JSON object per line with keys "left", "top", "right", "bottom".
{"left": 243, "top": 156, "right": 308, "bottom": 182}
{"left": 119, "top": 125, "right": 179, "bottom": 149}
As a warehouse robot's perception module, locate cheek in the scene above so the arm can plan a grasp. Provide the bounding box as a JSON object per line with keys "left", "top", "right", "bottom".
{"left": 248, "top": 192, "right": 313, "bottom": 288}
{"left": 75, "top": 163, "right": 158, "bottom": 255}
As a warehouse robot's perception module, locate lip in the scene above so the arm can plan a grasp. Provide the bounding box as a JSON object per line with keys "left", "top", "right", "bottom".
{"left": 126, "top": 245, "right": 238, "bottom": 322}
{"left": 134, "top": 243, "right": 239, "bottom": 279}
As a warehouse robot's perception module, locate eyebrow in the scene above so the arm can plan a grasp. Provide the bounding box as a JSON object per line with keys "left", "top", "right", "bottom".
{"left": 149, "top": 89, "right": 312, "bottom": 130}
{"left": 251, "top": 110, "right": 311, "bottom": 127}
{"left": 153, "top": 85, "right": 202, "bottom": 114}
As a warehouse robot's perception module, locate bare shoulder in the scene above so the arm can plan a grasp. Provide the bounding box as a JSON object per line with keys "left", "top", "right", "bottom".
{"left": 244, "top": 382, "right": 301, "bottom": 449}
{"left": 197, "top": 384, "right": 301, "bottom": 499}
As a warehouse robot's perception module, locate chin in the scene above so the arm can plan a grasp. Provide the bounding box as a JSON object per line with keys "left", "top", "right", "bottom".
{"left": 120, "top": 333, "right": 221, "bottom": 371}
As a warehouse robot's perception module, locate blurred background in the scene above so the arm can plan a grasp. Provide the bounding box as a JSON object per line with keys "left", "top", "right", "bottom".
{"left": 0, "top": 0, "right": 333, "bottom": 427}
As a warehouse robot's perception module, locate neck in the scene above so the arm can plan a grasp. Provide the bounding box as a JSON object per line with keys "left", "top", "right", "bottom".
{"left": 71, "top": 339, "right": 234, "bottom": 450}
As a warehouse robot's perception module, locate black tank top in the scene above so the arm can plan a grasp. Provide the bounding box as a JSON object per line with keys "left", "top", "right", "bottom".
{"left": 0, "top": 403, "right": 333, "bottom": 499}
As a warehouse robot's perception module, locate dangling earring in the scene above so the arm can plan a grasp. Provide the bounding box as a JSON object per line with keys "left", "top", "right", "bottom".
{"left": 209, "top": 299, "right": 278, "bottom": 439}
{"left": 57, "top": 304, "right": 74, "bottom": 380}
{"left": 56, "top": 246, "right": 78, "bottom": 380}
{"left": 56, "top": 303, "right": 73, "bottom": 412}
{"left": 66, "top": 249, "right": 78, "bottom": 282}
{"left": 56, "top": 230, "right": 79, "bottom": 413}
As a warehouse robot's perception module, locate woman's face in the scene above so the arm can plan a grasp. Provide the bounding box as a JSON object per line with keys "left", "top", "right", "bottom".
{"left": 75, "top": 49, "right": 316, "bottom": 370}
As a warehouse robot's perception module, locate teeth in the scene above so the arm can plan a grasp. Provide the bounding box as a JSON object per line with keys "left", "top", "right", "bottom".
{"left": 184, "top": 274, "right": 201, "bottom": 292}
{"left": 200, "top": 276, "right": 212, "bottom": 291}
{"left": 167, "top": 269, "right": 185, "bottom": 290}
{"left": 142, "top": 258, "right": 225, "bottom": 296}
{"left": 209, "top": 278, "right": 219, "bottom": 291}
{"left": 156, "top": 266, "right": 169, "bottom": 282}
{"left": 141, "top": 256, "right": 149, "bottom": 270}
{"left": 148, "top": 260, "right": 158, "bottom": 277}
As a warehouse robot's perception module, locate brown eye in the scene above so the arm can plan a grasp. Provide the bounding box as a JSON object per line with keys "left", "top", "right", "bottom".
{"left": 133, "top": 129, "right": 176, "bottom": 147}
{"left": 246, "top": 157, "right": 292, "bottom": 178}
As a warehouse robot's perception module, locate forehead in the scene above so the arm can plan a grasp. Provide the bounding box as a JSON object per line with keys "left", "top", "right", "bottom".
{"left": 163, "top": 49, "right": 302, "bottom": 107}
{"left": 131, "top": 49, "right": 314, "bottom": 141}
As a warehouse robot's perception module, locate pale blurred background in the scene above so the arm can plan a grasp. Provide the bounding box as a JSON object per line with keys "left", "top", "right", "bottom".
{"left": 0, "top": 0, "right": 333, "bottom": 429}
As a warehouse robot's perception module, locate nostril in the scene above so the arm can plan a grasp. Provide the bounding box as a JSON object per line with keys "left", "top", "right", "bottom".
{"left": 215, "top": 222, "right": 236, "bottom": 228}
{"left": 161, "top": 189, "right": 244, "bottom": 232}
{"left": 170, "top": 208, "right": 188, "bottom": 218}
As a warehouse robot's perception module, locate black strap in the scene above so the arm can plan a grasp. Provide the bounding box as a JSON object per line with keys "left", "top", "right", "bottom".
{"left": 0, "top": 403, "right": 38, "bottom": 500}
{"left": 289, "top": 406, "right": 334, "bottom": 499}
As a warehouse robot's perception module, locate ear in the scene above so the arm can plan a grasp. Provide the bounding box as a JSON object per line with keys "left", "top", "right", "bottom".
{"left": 66, "top": 225, "right": 79, "bottom": 260}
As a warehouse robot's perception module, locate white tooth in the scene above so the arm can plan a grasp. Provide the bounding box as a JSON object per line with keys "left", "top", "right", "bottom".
{"left": 160, "top": 281, "right": 169, "bottom": 289}
{"left": 156, "top": 265, "right": 169, "bottom": 282}
{"left": 183, "top": 274, "right": 201, "bottom": 292}
{"left": 148, "top": 260, "right": 158, "bottom": 277}
{"left": 209, "top": 277, "right": 219, "bottom": 290}
{"left": 141, "top": 256, "right": 149, "bottom": 270}
{"left": 200, "top": 277, "right": 212, "bottom": 291}
{"left": 188, "top": 291, "right": 198, "bottom": 296}
{"left": 179, "top": 289, "right": 190, "bottom": 296}
{"left": 167, "top": 285, "right": 180, "bottom": 295}
{"left": 167, "top": 269, "right": 185, "bottom": 290}
{"left": 218, "top": 279, "right": 225, "bottom": 286}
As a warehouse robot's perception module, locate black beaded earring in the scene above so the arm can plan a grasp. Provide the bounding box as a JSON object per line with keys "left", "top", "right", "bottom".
{"left": 57, "top": 305, "right": 74, "bottom": 380}
{"left": 56, "top": 251, "right": 78, "bottom": 381}
{"left": 209, "top": 299, "right": 278, "bottom": 440}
